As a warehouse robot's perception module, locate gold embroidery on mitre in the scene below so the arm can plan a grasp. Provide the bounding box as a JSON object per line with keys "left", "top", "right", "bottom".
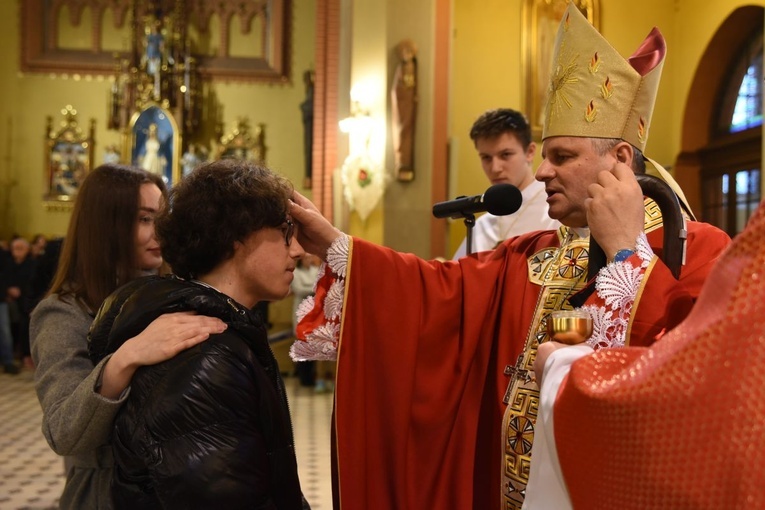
{"left": 546, "top": 42, "right": 579, "bottom": 125}
{"left": 585, "top": 99, "right": 598, "bottom": 122}
{"left": 588, "top": 52, "right": 600, "bottom": 73}
{"left": 541, "top": 3, "right": 666, "bottom": 155}
{"left": 638, "top": 116, "right": 647, "bottom": 144}
{"left": 601, "top": 76, "right": 613, "bottom": 99}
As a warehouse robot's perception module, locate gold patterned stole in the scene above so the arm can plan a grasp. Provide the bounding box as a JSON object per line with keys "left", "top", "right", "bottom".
{"left": 499, "top": 199, "right": 665, "bottom": 509}
{"left": 500, "top": 227, "right": 589, "bottom": 509}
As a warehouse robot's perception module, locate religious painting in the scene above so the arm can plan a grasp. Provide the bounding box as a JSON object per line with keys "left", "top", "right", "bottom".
{"left": 129, "top": 105, "right": 180, "bottom": 186}
{"left": 522, "top": 0, "right": 600, "bottom": 140}
{"left": 45, "top": 105, "right": 95, "bottom": 205}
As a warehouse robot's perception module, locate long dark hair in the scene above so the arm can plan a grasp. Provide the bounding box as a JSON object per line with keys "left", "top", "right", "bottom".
{"left": 47, "top": 164, "right": 167, "bottom": 311}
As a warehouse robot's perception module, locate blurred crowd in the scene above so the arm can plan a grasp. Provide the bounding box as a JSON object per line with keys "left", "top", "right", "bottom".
{"left": 0, "top": 234, "right": 61, "bottom": 374}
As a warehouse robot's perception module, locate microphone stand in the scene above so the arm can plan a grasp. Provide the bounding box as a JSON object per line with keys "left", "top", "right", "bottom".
{"left": 464, "top": 214, "right": 476, "bottom": 255}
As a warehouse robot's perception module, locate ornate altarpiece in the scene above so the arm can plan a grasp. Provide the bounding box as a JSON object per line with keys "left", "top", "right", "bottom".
{"left": 24, "top": 0, "right": 285, "bottom": 186}
{"left": 21, "top": 0, "right": 291, "bottom": 82}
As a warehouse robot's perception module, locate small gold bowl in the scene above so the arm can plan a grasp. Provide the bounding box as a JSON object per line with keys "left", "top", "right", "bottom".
{"left": 546, "top": 310, "right": 593, "bottom": 345}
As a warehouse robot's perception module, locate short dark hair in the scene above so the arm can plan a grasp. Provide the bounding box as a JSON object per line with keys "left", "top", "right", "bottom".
{"left": 590, "top": 138, "right": 646, "bottom": 174}
{"left": 48, "top": 164, "right": 167, "bottom": 310}
{"left": 157, "top": 159, "right": 294, "bottom": 279}
{"left": 469, "top": 108, "right": 532, "bottom": 149}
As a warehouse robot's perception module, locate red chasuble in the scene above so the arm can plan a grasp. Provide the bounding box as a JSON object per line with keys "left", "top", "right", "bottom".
{"left": 308, "top": 222, "right": 729, "bottom": 510}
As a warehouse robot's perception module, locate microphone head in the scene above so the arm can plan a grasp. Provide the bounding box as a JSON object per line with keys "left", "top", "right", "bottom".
{"left": 483, "top": 183, "right": 523, "bottom": 216}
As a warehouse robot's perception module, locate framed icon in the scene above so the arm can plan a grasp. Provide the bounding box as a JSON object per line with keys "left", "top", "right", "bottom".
{"left": 45, "top": 105, "right": 94, "bottom": 205}
{"left": 129, "top": 105, "right": 181, "bottom": 186}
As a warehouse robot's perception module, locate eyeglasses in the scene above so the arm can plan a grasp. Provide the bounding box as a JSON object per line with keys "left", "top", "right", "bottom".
{"left": 281, "top": 219, "right": 295, "bottom": 246}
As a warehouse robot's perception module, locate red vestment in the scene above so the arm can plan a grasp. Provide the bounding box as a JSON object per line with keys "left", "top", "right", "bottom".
{"left": 304, "top": 222, "right": 729, "bottom": 509}
{"left": 553, "top": 204, "right": 765, "bottom": 509}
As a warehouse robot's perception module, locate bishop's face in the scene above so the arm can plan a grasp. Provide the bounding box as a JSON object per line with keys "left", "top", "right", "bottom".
{"left": 536, "top": 136, "right": 618, "bottom": 228}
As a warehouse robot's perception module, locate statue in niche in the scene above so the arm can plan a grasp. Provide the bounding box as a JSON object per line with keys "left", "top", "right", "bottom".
{"left": 142, "top": 17, "right": 174, "bottom": 101}
{"left": 299, "top": 70, "right": 315, "bottom": 188}
{"left": 103, "top": 144, "right": 121, "bottom": 165}
{"left": 391, "top": 39, "right": 418, "bottom": 182}
{"left": 181, "top": 143, "right": 207, "bottom": 178}
{"left": 139, "top": 123, "right": 167, "bottom": 179}
{"left": 143, "top": 20, "right": 163, "bottom": 100}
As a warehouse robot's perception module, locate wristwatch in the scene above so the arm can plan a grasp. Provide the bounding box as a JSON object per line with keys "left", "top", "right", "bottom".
{"left": 612, "top": 249, "right": 635, "bottom": 263}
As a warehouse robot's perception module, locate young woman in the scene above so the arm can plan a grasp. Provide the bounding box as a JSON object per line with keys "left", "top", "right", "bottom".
{"left": 88, "top": 159, "right": 309, "bottom": 509}
{"left": 31, "top": 164, "right": 226, "bottom": 509}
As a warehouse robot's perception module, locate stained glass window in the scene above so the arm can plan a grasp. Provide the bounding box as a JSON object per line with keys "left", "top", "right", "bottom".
{"left": 730, "top": 64, "right": 763, "bottom": 132}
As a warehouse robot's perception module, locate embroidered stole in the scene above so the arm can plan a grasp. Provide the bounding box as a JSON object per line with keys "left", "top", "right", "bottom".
{"left": 500, "top": 227, "right": 588, "bottom": 509}
{"left": 500, "top": 200, "right": 665, "bottom": 509}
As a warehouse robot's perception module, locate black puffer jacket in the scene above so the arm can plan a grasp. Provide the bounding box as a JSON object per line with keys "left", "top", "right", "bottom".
{"left": 89, "top": 275, "right": 307, "bottom": 510}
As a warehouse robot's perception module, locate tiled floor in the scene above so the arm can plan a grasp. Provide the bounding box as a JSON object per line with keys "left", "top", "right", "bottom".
{"left": 0, "top": 351, "right": 334, "bottom": 509}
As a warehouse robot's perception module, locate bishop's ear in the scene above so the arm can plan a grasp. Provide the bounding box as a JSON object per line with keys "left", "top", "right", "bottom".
{"left": 614, "top": 142, "right": 634, "bottom": 166}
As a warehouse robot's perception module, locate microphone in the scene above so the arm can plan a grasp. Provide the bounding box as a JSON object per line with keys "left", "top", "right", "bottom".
{"left": 432, "top": 183, "right": 523, "bottom": 219}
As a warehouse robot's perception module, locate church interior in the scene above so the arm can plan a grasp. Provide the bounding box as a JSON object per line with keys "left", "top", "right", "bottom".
{"left": 0, "top": 0, "right": 763, "bottom": 508}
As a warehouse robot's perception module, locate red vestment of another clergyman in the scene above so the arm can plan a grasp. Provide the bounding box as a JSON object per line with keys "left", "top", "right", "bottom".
{"left": 552, "top": 203, "right": 765, "bottom": 509}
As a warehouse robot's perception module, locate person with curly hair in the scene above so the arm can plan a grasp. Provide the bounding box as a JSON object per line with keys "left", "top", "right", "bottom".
{"left": 88, "top": 159, "right": 310, "bottom": 509}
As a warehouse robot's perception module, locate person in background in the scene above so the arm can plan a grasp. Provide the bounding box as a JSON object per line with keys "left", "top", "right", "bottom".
{"left": 29, "top": 237, "right": 63, "bottom": 311}
{"left": 290, "top": 253, "right": 324, "bottom": 389}
{"left": 0, "top": 237, "right": 19, "bottom": 374}
{"left": 4, "top": 237, "right": 35, "bottom": 369}
{"left": 31, "top": 164, "right": 225, "bottom": 509}
{"left": 528, "top": 198, "right": 765, "bottom": 509}
{"left": 30, "top": 234, "right": 48, "bottom": 259}
{"left": 453, "top": 108, "right": 559, "bottom": 259}
{"left": 88, "top": 159, "right": 310, "bottom": 509}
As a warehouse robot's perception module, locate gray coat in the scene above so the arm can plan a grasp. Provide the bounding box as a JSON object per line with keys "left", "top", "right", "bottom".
{"left": 31, "top": 294, "right": 129, "bottom": 510}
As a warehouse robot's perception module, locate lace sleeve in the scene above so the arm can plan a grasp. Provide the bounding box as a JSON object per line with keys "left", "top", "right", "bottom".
{"left": 580, "top": 232, "right": 653, "bottom": 350}
{"left": 289, "top": 234, "right": 350, "bottom": 361}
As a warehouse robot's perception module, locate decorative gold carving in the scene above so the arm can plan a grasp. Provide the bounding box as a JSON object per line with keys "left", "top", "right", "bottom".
{"left": 21, "top": 0, "right": 291, "bottom": 83}
{"left": 44, "top": 105, "right": 95, "bottom": 207}
{"left": 217, "top": 118, "right": 267, "bottom": 164}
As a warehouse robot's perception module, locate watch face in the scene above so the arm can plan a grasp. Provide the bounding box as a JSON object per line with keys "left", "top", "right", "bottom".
{"left": 613, "top": 249, "right": 635, "bottom": 263}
